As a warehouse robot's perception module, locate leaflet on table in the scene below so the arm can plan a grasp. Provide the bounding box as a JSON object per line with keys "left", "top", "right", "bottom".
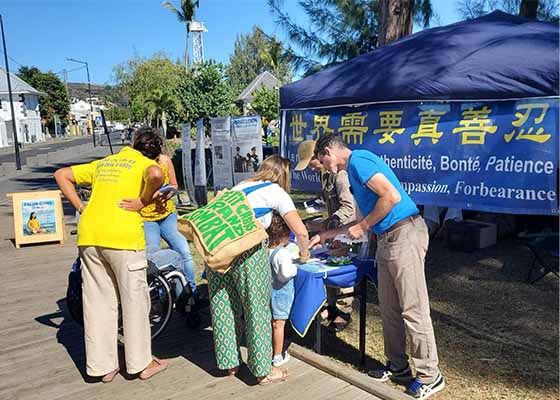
{"left": 333, "top": 234, "right": 368, "bottom": 244}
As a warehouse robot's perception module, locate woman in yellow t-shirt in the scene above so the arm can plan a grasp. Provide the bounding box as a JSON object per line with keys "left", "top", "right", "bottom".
{"left": 138, "top": 135, "right": 197, "bottom": 296}
{"left": 27, "top": 212, "right": 42, "bottom": 234}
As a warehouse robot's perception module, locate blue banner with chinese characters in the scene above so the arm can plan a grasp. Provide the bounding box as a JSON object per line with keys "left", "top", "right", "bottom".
{"left": 284, "top": 98, "right": 559, "bottom": 215}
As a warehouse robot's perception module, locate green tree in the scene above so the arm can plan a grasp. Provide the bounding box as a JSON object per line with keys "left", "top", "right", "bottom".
{"left": 17, "top": 66, "right": 70, "bottom": 130}
{"left": 268, "top": 0, "right": 433, "bottom": 74}
{"left": 162, "top": 0, "right": 201, "bottom": 70}
{"left": 177, "top": 61, "right": 236, "bottom": 128}
{"left": 251, "top": 86, "right": 279, "bottom": 122}
{"left": 105, "top": 105, "right": 130, "bottom": 122}
{"left": 114, "top": 54, "right": 183, "bottom": 125}
{"left": 456, "top": 0, "right": 559, "bottom": 22}
{"left": 144, "top": 89, "right": 181, "bottom": 134}
{"left": 227, "top": 26, "right": 291, "bottom": 92}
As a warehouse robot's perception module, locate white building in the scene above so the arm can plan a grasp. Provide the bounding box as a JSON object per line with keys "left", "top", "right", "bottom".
{"left": 0, "top": 67, "right": 46, "bottom": 148}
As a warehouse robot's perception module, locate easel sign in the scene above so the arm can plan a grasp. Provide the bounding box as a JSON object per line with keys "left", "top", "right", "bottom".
{"left": 6, "top": 190, "right": 65, "bottom": 248}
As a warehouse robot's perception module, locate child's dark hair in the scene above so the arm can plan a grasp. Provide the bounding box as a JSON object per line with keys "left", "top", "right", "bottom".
{"left": 133, "top": 127, "right": 164, "bottom": 160}
{"left": 266, "top": 212, "right": 291, "bottom": 248}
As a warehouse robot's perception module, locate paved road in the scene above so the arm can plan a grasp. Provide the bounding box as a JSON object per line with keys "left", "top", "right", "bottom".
{"left": 0, "top": 144, "right": 113, "bottom": 201}
{"left": 0, "top": 132, "right": 123, "bottom": 165}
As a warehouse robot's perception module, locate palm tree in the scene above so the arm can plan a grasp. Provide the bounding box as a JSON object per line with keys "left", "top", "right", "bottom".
{"left": 162, "top": 0, "right": 200, "bottom": 71}
{"left": 258, "top": 33, "right": 292, "bottom": 82}
{"left": 145, "top": 90, "right": 180, "bottom": 136}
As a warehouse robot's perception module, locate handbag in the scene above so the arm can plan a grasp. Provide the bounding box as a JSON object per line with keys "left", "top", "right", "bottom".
{"left": 179, "top": 182, "right": 273, "bottom": 274}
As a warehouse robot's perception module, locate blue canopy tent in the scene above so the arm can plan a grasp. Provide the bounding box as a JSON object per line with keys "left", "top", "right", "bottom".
{"left": 280, "top": 11, "right": 559, "bottom": 216}
{"left": 280, "top": 11, "right": 558, "bottom": 109}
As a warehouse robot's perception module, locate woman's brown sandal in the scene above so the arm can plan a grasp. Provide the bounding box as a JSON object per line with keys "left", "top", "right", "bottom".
{"left": 258, "top": 368, "right": 288, "bottom": 385}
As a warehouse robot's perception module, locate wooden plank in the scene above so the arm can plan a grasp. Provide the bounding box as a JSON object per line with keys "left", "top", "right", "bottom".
{"left": 0, "top": 206, "right": 383, "bottom": 400}
{"left": 289, "top": 343, "right": 408, "bottom": 400}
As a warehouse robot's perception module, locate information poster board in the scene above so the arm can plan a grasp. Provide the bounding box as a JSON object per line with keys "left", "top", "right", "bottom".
{"left": 231, "top": 115, "right": 263, "bottom": 184}
{"left": 7, "top": 190, "right": 65, "bottom": 248}
{"left": 181, "top": 123, "right": 196, "bottom": 204}
{"left": 193, "top": 119, "right": 208, "bottom": 205}
{"left": 210, "top": 117, "right": 233, "bottom": 190}
{"left": 194, "top": 119, "right": 207, "bottom": 187}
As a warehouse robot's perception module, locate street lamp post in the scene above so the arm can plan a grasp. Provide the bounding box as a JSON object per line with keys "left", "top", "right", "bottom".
{"left": 0, "top": 14, "right": 22, "bottom": 170}
{"left": 67, "top": 58, "right": 95, "bottom": 147}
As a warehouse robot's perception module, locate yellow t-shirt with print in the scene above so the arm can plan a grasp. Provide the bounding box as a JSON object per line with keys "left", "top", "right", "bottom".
{"left": 71, "top": 146, "right": 157, "bottom": 250}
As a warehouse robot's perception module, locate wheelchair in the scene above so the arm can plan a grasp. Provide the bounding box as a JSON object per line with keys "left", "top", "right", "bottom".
{"left": 66, "top": 257, "right": 201, "bottom": 345}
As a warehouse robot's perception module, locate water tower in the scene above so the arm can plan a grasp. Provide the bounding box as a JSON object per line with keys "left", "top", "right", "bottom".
{"left": 189, "top": 21, "right": 207, "bottom": 64}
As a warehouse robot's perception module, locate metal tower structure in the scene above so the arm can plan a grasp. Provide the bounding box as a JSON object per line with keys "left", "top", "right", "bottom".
{"left": 189, "top": 21, "right": 207, "bottom": 64}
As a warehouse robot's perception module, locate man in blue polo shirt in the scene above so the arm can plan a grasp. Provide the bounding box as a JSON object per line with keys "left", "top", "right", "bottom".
{"left": 309, "top": 134, "right": 444, "bottom": 400}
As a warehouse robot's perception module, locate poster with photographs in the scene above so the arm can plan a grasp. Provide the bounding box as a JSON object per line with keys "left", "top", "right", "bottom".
{"left": 210, "top": 117, "right": 233, "bottom": 190}
{"left": 7, "top": 190, "right": 65, "bottom": 248}
{"left": 181, "top": 123, "right": 196, "bottom": 203}
{"left": 194, "top": 119, "right": 207, "bottom": 187}
{"left": 231, "top": 115, "right": 263, "bottom": 184}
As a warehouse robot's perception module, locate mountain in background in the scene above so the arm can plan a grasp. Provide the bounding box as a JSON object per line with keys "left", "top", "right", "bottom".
{"left": 67, "top": 82, "right": 128, "bottom": 107}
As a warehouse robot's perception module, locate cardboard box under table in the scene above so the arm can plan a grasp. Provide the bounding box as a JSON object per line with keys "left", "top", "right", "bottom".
{"left": 445, "top": 219, "right": 497, "bottom": 251}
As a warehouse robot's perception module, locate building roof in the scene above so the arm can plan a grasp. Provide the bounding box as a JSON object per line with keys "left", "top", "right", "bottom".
{"left": 0, "top": 67, "right": 46, "bottom": 96}
{"left": 236, "top": 71, "right": 279, "bottom": 103}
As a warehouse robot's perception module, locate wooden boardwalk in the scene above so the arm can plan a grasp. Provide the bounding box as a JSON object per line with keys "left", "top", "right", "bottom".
{"left": 0, "top": 198, "right": 379, "bottom": 400}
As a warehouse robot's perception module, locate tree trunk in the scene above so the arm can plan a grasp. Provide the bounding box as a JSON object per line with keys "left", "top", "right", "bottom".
{"left": 519, "top": 0, "right": 539, "bottom": 19}
{"left": 378, "top": 0, "right": 415, "bottom": 47}
{"left": 185, "top": 23, "right": 190, "bottom": 71}
{"left": 162, "top": 111, "right": 167, "bottom": 137}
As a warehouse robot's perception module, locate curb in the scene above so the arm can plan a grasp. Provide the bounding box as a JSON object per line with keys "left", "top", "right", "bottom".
{"left": 288, "top": 343, "right": 410, "bottom": 400}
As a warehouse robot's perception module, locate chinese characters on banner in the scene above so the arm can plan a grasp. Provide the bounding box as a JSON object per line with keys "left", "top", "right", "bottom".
{"left": 284, "top": 98, "right": 559, "bottom": 215}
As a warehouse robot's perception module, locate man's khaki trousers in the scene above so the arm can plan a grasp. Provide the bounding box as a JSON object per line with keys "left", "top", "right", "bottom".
{"left": 376, "top": 217, "right": 440, "bottom": 384}
{"left": 79, "top": 246, "right": 152, "bottom": 376}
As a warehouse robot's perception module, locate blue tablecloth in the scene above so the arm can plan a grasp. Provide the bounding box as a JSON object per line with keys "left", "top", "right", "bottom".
{"left": 289, "top": 256, "right": 376, "bottom": 337}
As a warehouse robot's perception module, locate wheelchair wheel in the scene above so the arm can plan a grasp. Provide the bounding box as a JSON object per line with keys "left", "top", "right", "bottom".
{"left": 117, "top": 272, "right": 173, "bottom": 345}
{"left": 147, "top": 272, "right": 173, "bottom": 340}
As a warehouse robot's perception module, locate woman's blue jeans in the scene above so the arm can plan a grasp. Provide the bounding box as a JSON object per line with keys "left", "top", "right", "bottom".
{"left": 144, "top": 212, "right": 197, "bottom": 293}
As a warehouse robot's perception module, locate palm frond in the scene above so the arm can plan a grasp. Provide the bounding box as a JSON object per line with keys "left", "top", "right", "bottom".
{"left": 162, "top": 1, "right": 187, "bottom": 22}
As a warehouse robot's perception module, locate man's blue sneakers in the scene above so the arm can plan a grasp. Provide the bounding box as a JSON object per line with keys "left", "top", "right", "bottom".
{"left": 404, "top": 373, "right": 445, "bottom": 399}
{"left": 367, "top": 362, "right": 413, "bottom": 383}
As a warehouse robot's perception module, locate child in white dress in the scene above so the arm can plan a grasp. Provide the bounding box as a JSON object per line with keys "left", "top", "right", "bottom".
{"left": 267, "top": 213, "right": 297, "bottom": 367}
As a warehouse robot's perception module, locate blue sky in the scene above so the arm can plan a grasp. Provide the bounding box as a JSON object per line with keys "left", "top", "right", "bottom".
{"left": 2, "top": 0, "right": 461, "bottom": 85}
